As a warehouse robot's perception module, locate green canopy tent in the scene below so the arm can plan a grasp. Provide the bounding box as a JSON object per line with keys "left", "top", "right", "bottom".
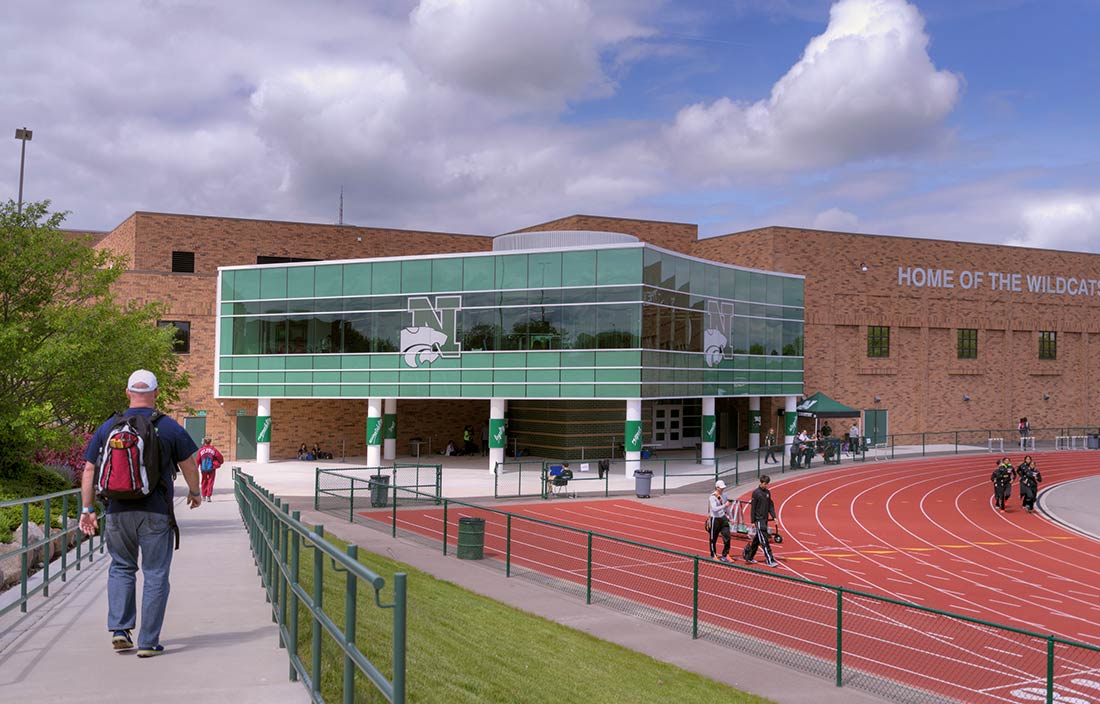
{"left": 796, "top": 391, "right": 860, "bottom": 435}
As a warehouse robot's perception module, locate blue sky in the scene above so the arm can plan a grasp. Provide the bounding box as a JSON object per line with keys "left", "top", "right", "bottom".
{"left": 2, "top": 0, "right": 1098, "bottom": 252}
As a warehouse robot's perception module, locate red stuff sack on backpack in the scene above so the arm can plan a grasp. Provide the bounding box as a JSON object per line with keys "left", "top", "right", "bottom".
{"left": 95, "top": 412, "right": 163, "bottom": 501}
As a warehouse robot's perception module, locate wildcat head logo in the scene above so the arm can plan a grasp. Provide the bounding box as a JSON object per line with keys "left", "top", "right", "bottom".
{"left": 703, "top": 301, "right": 734, "bottom": 367}
{"left": 401, "top": 296, "right": 461, "bottom": 368}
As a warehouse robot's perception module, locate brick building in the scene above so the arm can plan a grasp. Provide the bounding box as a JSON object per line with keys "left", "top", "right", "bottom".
{"left": 91, "top": 212, "right": 1100, "bottom": 462}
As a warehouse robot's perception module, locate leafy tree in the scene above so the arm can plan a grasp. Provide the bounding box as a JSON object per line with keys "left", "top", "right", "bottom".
{"left": 0, "top": 200, "right": 188, "bottom": 473}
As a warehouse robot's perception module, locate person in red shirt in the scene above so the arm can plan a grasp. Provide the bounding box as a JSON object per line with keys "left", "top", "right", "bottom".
{"left": 196, "top": 437, "right": 224, "bottom": 502}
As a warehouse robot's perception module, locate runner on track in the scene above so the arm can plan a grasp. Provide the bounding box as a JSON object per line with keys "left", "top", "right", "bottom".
{"left": 1017, "top": 455, "right": 1042, "bottom": 513}
{"left": 991, "top": 457, "right": 1014, "bottom": 511}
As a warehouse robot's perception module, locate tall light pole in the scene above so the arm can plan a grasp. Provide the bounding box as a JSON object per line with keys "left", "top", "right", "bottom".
{"left": 15, "top": 127, "right": 32, "bottom": 215}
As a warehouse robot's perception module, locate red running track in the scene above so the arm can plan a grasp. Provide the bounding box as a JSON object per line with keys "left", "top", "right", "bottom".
{"left": 365, "top": 452, "right": 1100, "bottom": 704}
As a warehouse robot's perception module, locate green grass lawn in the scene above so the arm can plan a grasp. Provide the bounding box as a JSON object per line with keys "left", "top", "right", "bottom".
{"left": 288, "top": 534, "right": 774, "bottom": 704}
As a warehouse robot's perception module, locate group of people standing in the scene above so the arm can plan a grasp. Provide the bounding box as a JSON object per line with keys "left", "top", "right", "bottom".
{"left": 991, "top": 455, "right": 1042, "bottom": 513}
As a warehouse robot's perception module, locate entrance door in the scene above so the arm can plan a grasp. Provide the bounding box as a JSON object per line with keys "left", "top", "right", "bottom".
{"left": 864, "top": 409, "right": 888, "bottom": 445}
{"left": 183, "top": 417, "right": 206, "bottom": 449}
{"left": 717, "top": 411, "right": 738, "bottom": 450}
{"left": 236, "top": 416, "right": 257, "bottom": 460}
{"left": 653, "top": 405, "right": 682, "bottom": 448}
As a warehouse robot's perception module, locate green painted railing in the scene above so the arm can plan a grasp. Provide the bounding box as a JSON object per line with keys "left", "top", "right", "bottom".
{"left": 350, "top": 487, "right": 1100, "bottom": 704}
{"left": 314, "top": 464, "right": 442, "bottom": 521}
{"left": 0, "top": 488, "right": 106, "bottom": 618}
{"left": 235, "top": 469, "right": 407, "bottom": 704}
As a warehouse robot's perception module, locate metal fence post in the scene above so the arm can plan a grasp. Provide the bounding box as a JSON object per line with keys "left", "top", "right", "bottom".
{"left": 506, "top": 514, "right": 512, "bottom": 577}
{"left": 586, "top": 532, "right": 593, "bottom": 605}
{"left": 692, "top": 557, "right": 700, "bottom": 639}
{"left": 393, "top": 572, "right": 407, "bottom": 704}
{"left": 21, "top": 504, "right": 29, "bottom": 613}
{"left": 344, "top": 544, "right": 358, "bottom": 704}
{"left": 1046, "top": 635, "right": 1054, "bottom": 704}
{"left": 43, "top": 498, "right": 51, "bottom": 597}
{"left": 836, "top": 587, "right": 844, "bottom": 687}
{"left": 311, "top": 524, "right": 325, "bottom": 699}
{"left": 289, "top": 510, "right": 301, "bottom": 682}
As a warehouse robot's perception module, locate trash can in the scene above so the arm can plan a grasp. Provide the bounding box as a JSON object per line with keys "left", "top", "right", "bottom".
{"left": 369, "top": 474, "right": 390, "bottom": 508}
{"left": 1088, "top": 434, "right": 1100, "bottom": 450}
{"left": 457, "top": 517, "right": 485, "bottom": 560}
{"left": 634, "top": 469, "right": 653, "bottom": 498}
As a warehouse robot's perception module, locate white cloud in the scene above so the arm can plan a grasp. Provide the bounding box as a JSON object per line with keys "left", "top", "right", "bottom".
{"left": 664, "top": 0, "right": 961, "bottom": 177}
{"left": 1012, "top": 195, "right": 1100, "bottom": 253}
{"left": 812, "top": 207, "right": 860, "bottom": 231}
{"left": 409, "top": 0, "right": 611, "bottom": 109}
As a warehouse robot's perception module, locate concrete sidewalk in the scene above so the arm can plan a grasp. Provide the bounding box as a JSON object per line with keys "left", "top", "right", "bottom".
{"left": 0, "top": 485, "right": 305, "bottom": 704}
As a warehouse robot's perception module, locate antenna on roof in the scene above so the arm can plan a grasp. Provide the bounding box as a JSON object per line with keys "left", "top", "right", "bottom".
{"left": 338, "top": 186, "right": 344, "bottom": 225}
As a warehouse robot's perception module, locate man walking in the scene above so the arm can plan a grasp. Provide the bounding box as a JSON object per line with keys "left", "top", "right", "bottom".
{"left": 707, "top": 480, "right": 734, "bottom": 562}
{"left": 742, "top": 475, "right": 779, "bottom": 567}
{"left": 763, "top": 428, "right": 778, "bottom": 464}
{"left": 79, "top": 370, "right": 202, "bottom": 657}
{"left": 991, "top": 457, "right": 1014, "bottom": 511}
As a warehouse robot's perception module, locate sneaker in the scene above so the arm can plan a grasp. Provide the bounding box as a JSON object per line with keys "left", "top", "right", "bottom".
{"left": 717, "top": 555, "right": 731, "bottom": 563}
{"left": 112, "top": 630, "right": 133, "bottom": 650}
{"left": 766, "top": 560, "right": 779, "bottom": 568}
{"left": 136, "top": 645, "right": 165, "bottom": 658}
{"left": 744, "top": 556, "right": 756, "bottom": 564}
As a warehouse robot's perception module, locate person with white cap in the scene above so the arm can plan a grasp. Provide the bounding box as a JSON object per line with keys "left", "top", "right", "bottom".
{"left": 79, "top": 369, "right": 202, "bottom": 658}
{"left": 707, "top": 479, "right": 734, "bottom": 562}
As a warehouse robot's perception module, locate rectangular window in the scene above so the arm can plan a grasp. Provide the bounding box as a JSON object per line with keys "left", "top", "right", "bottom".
{"left": 867, "top": 326, "right": 890, "bottom": 358}
{"left": 157, "top": 320, "right": 191, "bottom": 354}
{"left": 171, "top": 251, "right": 195, "bottom": 273}
{"left": 957, "top": 329, "right": 978, "bottom": 359}
{"left": 1039, "top": 331, "right": 1057, "bottom": 359}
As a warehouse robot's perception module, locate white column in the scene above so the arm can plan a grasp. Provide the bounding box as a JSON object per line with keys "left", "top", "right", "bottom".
{"left": 748, "top": 396, "right": 761, "bottom": 451}
{"left": 700, "top": 397, "right": 716, "bottom": 466}
{"left": 256, "top": 397, "right": 272, "bottom": 464}
{"left": 366, "top": 398, "right": 383, "bottom": 467}
{"left": 784, "top": 395, "right": 799, "bottom": 454}
{"left": 624, "top": 398, "right": 642, "bottom": 476}
{"left": 489, "top": 398, "right": 507, "bottom": 473}
{"left": 383, "top": 398, "right": 397, "bottom": 461}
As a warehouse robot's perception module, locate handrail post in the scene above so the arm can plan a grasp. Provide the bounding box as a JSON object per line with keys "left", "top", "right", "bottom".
{"left": 61, "top": 495, "right": 69, "bottom": 582}
{"left": 42, "top": 498, "right": 51, "bottom": 597}
{"left": 289, "top": 510, "right": 301, "bottom": 682}
{"left": 21, "top": 504, "right": 29, "bottom": 613}
{"left": 343, "top": 544, "right": 358, "bottom": 704}
{"left": 279, "top": 503, "right": 290, "bottom": 648}
{"left": 393, "top": 573, "right": 407, "bottom": 704}
{"left": 311, "top": 524, "right": 325, "bottom": 698}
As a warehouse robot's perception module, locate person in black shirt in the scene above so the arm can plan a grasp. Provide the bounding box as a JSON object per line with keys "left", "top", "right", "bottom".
{"left": 991, "top": 457, "right": 1013, "bottom": 511}
{"left": 1018, "top": 455, "right": 1042, "bottom": 513}
{"left": 742, "top": 475, "right": 778, "bottom": 567}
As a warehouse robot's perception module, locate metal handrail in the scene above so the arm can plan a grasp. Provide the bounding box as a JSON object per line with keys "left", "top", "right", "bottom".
{"left": 235, "top": 468, "right": 406, "bottom": 704}
{"left": 0, "top": 487, "right": 106, "bottom": 618}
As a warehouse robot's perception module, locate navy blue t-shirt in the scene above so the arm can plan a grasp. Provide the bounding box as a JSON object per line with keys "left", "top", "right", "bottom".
{"left": 84, "top": 407, "right": 199, "bottom": 515}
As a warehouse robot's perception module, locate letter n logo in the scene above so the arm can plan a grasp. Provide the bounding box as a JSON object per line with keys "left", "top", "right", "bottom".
{"left": 401, "top": 296, "right": 462, "bottom": 367}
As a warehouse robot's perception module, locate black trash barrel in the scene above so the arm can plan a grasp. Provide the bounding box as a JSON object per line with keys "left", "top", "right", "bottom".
{"left": 633, "top": 469, "right": 653, "bottom": 498}
{"left": 369, "top": 474, "right": 390, "bottom": 508}
{"left": 457, "top": 517, "right": 485, "bottom": 560}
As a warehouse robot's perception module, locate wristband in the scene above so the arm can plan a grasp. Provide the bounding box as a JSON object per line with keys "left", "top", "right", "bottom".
{"left": 81, "top": 507, "right": 95, "bottom": 514}
{"left": 188, "top": 491, "right": 200, "bottom": 497}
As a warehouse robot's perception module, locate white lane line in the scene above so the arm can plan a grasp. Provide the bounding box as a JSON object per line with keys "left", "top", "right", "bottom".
{"left": 1031, "top": 594, "right": 1064, "bottom": 603}
{"left": 925, "top": 574, "right": 950, "bottom": 581}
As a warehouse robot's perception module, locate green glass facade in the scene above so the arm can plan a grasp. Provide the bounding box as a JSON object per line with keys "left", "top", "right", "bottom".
{"left": 216, "top": 244, "right": 803, "bottom": 400}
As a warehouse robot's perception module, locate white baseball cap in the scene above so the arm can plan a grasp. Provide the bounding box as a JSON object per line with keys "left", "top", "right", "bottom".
{"left": 715, "top": 480, "right": 726, "bottom": 489}
{"left": 127, "top": 369, "right": 159, "bottom": 392}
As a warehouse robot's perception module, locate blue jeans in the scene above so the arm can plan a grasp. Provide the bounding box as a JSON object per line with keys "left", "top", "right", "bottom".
{"left": 105, "top": 511, "right": 174, "bottom": 649}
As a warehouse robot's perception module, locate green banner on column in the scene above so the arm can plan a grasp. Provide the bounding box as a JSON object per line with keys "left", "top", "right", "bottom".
{"left": 384, "top": 413, "right": 397, "bottom": 439}
{"left": 624, "top": 420, "right": 643, "bottom": 452}
{"left": 256, "top": 416, "right": 271, "bottom": 443}
{"left": 785, "top": 411, "right": 797, "bottom": 437}
{"left": 702, "top": 415, "right": 716, "bottom": 443}
{"left": 366, "top": 417, "right": 382, "bottom": 446}
{"left": 489, "top": 418, "right": 506, "bottom": 449}
{"left": 750, "top": 410, "right": 761, "bottom": 433}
